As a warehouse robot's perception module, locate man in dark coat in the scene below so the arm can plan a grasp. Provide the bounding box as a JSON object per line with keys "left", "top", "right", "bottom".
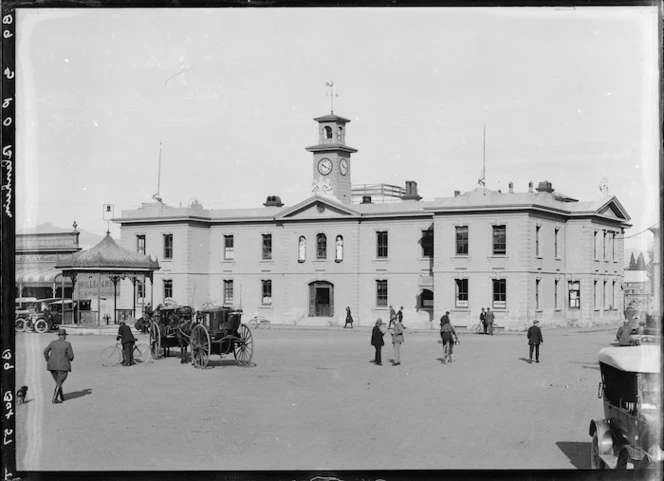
{"left": 371, "top": 319, "right": 385, "bottom": 365}
{"left": 344, "top": 306, "right": 354, "bottom": 328}
{"left": 43, "top": 328, "right": 74, "bottom": 403}
{"left": 117, "top": 321, "right": 136, "bottom": 366}
{"left": 388, "top": 305, "right": 397, "bottom": 329}
{"left": 479, "top": 307, "right": 487, "bottom": 334}
{"left": 527, "top": 320, "right": 543, "bottom": 363}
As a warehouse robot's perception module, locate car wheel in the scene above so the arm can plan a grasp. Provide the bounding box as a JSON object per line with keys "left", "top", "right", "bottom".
{"left": 34, "top": 319, "right": 49, "bottom": 333}
{"left": 590, "top": 432, "right": 606, "bottom": 469}
{"left": 15, "top": 318, "right": 26, "bottom": 332}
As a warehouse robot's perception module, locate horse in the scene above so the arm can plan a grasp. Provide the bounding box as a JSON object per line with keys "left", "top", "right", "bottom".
{"left": 171, "top": 306, "right": 196, "bottom": 364}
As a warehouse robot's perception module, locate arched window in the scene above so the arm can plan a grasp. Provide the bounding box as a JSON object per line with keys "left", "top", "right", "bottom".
{"left": 335, "top": 235, "right": 343, "bottom": 261}
{"left": 324, "top": 126, "right": 333, "bottom": 139}
{"left": 337, "top": 126, "right": 343, "bottom": 140}
{"left": 298, "top": 236, "right": 306, "bottom": 262}
{"left": 316, "top": 233, "right": 327, "bottom": 259}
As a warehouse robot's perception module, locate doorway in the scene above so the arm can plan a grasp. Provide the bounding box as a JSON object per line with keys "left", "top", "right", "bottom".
{"left": 309, "top": 281, "right": 334, "bottom": 317}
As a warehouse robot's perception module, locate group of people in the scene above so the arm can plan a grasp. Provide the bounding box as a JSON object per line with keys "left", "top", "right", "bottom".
{"left": 478, "top": 307, "right": 496, "bottom": 335}
{"left": 616, "top": 315, "right": 647, "bottom": 346}
{"left": 370, "top": 314, "right": 405, "bottom": 366}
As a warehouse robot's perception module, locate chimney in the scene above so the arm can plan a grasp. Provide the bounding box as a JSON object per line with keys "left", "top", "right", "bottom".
{"left": 508, "top": 182, "right": 513, "bottom": 193}
{"left": 362, "top": 195, "right": 372, "bottom": 204}
{"left": 535, "top": 181, "right": 554, "bottom": 193}
{"left": 263, "top": 195, "right": 284, "bottom": 207}
{"left": 528, "top": 181, "right": 534, "bottom": 193}
{"left": 454, "top": 190, "right": 461, "bottom": 197}
{"left": 402, "top": 181, "right": 422, "bottom": 201}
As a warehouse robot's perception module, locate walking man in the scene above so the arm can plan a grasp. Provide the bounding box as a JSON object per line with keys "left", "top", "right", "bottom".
{"left": 344, "top": 306, "right": 354, "bottom": 329}
{"left": 117, "top": 320, "right": 136, "bottom": 366}
{"left": 479, "top": 307, "right": 487, "bottom": 334}
{"left": 371, "top": 319, "right": 385, "bottom": 365}
{"left": 527, "top": 320, "right": 543, "bottom": 363}
{"left": 391, "top": 315, "right": 405, "bottom": 365}
{"left": 388, "top": 305, "right": 397, "bottom": 329}
{"left": 485, "top": 307, "right": 495, "bottom": 335}
{"left": 43, "top": 328, "right": 74, "bottom": 404}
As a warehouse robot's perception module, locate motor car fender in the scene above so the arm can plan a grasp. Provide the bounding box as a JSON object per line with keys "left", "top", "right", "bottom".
{"left": 589, "top": 419, "right": 614, "bottom": 454}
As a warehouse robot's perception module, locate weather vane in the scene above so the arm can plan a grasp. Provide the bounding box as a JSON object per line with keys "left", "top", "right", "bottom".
{"left": 325, "top": 81, "right": 338, "bottom": 114}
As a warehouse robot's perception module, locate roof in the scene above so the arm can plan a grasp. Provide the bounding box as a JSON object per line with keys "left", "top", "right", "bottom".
{"left": 16, "top": 266, "right": 69, "bottom": 284}
{"left": 56, "top": 234, "right": 160, "bottom": 271}
{"left": 313, "top": 113, "right": 351, "bottom": 123}
{"left": 598, "top": 345, "right": 660, "bottom": 373}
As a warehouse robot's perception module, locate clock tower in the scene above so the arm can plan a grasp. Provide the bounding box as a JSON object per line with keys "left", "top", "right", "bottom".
{"left": 305, "top": 113, "right": 358, "bottom": 204}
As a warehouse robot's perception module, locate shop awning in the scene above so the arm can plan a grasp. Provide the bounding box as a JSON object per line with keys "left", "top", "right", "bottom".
{"left": 16, "top": 267, "right": 69, "bottom": 284}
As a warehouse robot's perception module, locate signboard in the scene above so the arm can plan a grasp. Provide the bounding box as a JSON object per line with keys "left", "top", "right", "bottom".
{"left": 77, "top": 276, "right": 119, "bottom": 299}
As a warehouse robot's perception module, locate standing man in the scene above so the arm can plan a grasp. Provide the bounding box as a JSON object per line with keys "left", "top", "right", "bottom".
{"left": 397, "top": 306, "right": 404, "bottom": 328}
{"left": 43, "top": 328, "right": 74, "bottom": 404}
{"left": 371, "top": 319, "right": 385, "bottom": 365}
{"left": 616, "top": 318, "right": 632, "bottom": 346}
{"left": 527, "top": 320, "right": 543, "bottom": 363}
{"left": 117, "top": 320, "right": 136, "bottom": 366}
{"left": 388, "top": 305, "right": 397, "bottom": 329}
{"left": 391, "top": 315, "right": 405, "bottom": 366}
{"left": 485, "top": 307, "right": 495, "bottom": 336}
{"left": 479, "top": 307, "right": 487, "bottom": 334}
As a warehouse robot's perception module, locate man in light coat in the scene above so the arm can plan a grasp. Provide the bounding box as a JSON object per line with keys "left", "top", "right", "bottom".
{"left": 43, "top": 328, "right": 74, "bottom": 403}
{"left": 391, "top": 317, "right": 405, "bottom": 366}
{"left": 485, "top": 307, "right": 495, "bottom": 336}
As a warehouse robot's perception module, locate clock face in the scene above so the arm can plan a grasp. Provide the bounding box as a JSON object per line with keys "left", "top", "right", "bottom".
{"left": 339, "top": 158, "right": 349, "bottom": 176}
{"left": 318, "top": 158, "right": 333, "bottom": 176}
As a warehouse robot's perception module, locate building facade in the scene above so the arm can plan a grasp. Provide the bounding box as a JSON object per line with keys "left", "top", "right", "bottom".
{"left": 114, "top": 112, "right": 631, "bottom": 330}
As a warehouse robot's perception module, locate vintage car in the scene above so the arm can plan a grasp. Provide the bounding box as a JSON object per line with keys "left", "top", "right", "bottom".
{"left": 15, "top": 297, "right": 38, "bottom": 331}
{"left": 589, "top": 345, "right": 662, "bottom": 469}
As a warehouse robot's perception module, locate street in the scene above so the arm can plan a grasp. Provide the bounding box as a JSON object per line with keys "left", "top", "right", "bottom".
{"left": 16, "top": 325, "right": 616, "bottom": 471}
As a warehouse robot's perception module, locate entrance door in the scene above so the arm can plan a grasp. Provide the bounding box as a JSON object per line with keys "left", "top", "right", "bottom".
{"left": 309, "top": 281, "right": 334, "bottom": 317}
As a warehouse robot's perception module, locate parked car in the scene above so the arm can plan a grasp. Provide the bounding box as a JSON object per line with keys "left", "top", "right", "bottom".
{"left": 15, "top": 297, "right": 38, "bottom": 332}
{"left": 589, "top": 345, "right": 662, "bottom": 469}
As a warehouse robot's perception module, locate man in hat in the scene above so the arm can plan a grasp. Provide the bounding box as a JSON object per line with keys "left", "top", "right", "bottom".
{"left": 616, "top": 318, "right": 633, "bottom": 346}
{"left": 117, "top": 320, "right": 136, "bottom": 366}
{"left": 526, "top": 320, "right": 543, "bottom": 363}
{"left": 43, "top": 328, "right": 74, "bottom": 403}
{"left": 485, "top": 307, "right": 495, "bottom": 335}
{"left": 371, "top": 318, "right": 386, "bottom": 365}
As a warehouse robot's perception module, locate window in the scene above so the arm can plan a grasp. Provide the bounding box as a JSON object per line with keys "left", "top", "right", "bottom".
{"left": 603, "top": 230, "right": 607, "bottom": 260}
{"left": 316, "top": 233, "right": 327, "bottom": 259}
{"left": 163, "top": 279, "right": 173, "bottom": 299}
{"left": 611, "top": 280, "right": 616, "bottom": 308}
{"left": 298, "top": 236, "right": 306, "bottom": 262}
{"left": 535, "top": 226, "right": 541, "bottom": 257}
{"left": 492, "top": 279, "right": 506, "bottom": 309}
{"left": 554, "top": 228, "right": 560, "bottom": 258}
{"left": 262, "top": 234, "right": 272, "bottom": 260}
{"left": 455, "top": 279, "right": 468, "bottom": 308}
{"left": 603, "top": 280, "right": 608, "bottom": 309}
{"left": 376, "top": 280, "right": 388, "bottom": 307}
{"left": 163, "top": 234, "right": 173, "bottom": 259}
{"left": 455, "top": 226, "right": 468, "bottom": 255}
{"left": 262, "top": 280, "right": 272, "bottom": 306}
{"left": 136, "top": 235, "right": 146, "bottom": 255}
{"left": 535, "top": 279, "right": 541, "bottom": 310}
{"left": 224, "top": 235, "right": 234, "bottom": 260}
{"left": 611, "top": 232, "right": 616, "bottom": 261}
{"left": 136, "top": 280, "right": 145, "bottom": 299}
{"left": 554, "top": 279, "right": 560, "bottom": 309}
{"left": 422, "top": 229, "right": 434, "bottom": 257}
{"left": 335, "top": 235, "right": 344, "bottom": 261}
{"left": 223, "top": 280, "right": 234, "bottom": 305}
{"left": 420, "top": 289, "right": 434, "bottom": 308}
{"left": 593, "top": 280, "right": 599, "bottom": 309}
{"left": 324, "top": 126, "right": 333, "bottom": 139}
{"left": 569, "top": 281, "right": 580, "bottom": 309}
{"left": 376, "top": 231, "right": 388, "bottom": 258}
{"left": 492, "top": 225, "right": 506, "bottom": 255}
{"left": 594, "top": 231, "right": 598, "bottom": 259}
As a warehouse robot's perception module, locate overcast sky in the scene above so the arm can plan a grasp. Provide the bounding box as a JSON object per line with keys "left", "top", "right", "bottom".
{"left": 15, "top": 6, "right": 660, "bottom": 252}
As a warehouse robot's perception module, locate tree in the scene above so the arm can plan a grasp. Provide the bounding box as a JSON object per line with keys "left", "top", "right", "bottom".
{"left": 628, "top": 252, "right": 637, "bottom": 270}
{"left": 635, "top": 252, "right": 647, "bottom": 270}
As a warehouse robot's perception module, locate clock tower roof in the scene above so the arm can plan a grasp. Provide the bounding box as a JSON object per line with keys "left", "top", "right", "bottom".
{"left": 313, "top": 113, "right": 351, "bottom": 123}
{"left": 305, "top": 144, "right": 358, "bottom": 154}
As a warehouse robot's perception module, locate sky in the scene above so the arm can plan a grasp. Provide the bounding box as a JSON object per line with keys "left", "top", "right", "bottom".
{"left": 15, "top": 6, "right": 660, "bottom": 253}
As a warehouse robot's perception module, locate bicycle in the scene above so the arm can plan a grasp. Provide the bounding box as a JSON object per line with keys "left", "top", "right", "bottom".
{"left": 247, "top": 315, "right": 270, "bottom": 330}
{"left": 100, "top": 341, "right": 152, "bottom": 367}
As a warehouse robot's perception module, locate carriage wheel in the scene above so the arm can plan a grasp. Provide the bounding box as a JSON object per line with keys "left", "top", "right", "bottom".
{"left": 15, "top": 318, "right": 26, "bottom": 332}
{"left": 233, "top": 324, "right": 254, "bottom": 367}
{"left": 149, "top": 323, "right": 161, "bottom": 360}
{"left": 190, "top": 324, "right": 210, "bottom": 369}
{"left": 34, "top": 319, "right": 49, "bottom": 334}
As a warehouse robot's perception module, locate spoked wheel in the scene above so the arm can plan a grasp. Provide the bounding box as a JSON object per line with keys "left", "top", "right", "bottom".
{"left": 190, "top": 324, "right": 210, "bottom": 369}
{"left": 34, "top": 319, "right": 49, "bottom": 334}
{"left": 134, "top": 344, "right": 152, "bottom": 364}
{"left": 100, "top": 346, "right": 122, "bottom": 367}
{"left": 15, "top": 318, "right": 26, "bottom": 332}
{"left": 472, "top": 323, "right": 482, "bottom": 334}
{"left": 149, "top": 323, "right": 161, "bottom": 360}
{"left": 233, "top": 324, "right": 254, "bottom": 367}
{"left": 590, "top": 432, "right": 606, "bottom": 469}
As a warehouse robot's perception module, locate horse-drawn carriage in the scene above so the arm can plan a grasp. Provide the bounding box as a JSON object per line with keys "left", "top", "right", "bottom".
{"left": 148, "top": 299, "right": 195, "bottom": 361}
{"left": 189, "top": 302, "right": 254, "bottom": 369}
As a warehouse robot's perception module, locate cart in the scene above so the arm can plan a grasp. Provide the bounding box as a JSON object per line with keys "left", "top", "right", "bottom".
{"left": 189, "top": 303, "right": 253, "bottom": 369}
{"left": 148, "top": 299, "right": 195, "bottom": 359}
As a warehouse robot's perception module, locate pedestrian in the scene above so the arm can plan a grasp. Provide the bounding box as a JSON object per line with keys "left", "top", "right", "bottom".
{"left": 616, "top": 318, "right": 632, "bottom": 346}
{"left": 485, "top": 307, "right": 495, "bottom": 335}
{"left": 43, "top": 328, "right": 74, "bottom": 404}
{"left": 391, "top": 316, "right": 405, "bottom": 366}
{"left": 344, "top": 306, "right": 354, "bottom": 329}
{"left": 388, "top": 305, "right": 397, "bottom": 329}
{"left": 527, "top": 320, "right": 543, "bottom": 363}
{"left": 371, "top": 318, "right": 385, "bottom": 365}
{"left": 117, "top": 320, "right": 136, "bottom": 366}
{"left": 440, "top": 312, "right": 459, "bottom": 363}
{"left": 479, "top": 307, "right": 487, "bottom": 334}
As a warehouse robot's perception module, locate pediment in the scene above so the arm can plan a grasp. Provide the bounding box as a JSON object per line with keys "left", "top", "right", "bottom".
{"left": 276, "top": 195, "right": 359, "bottom": 221}
{"left": 597, "top": 197, "right": 630, "bottom": 222}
